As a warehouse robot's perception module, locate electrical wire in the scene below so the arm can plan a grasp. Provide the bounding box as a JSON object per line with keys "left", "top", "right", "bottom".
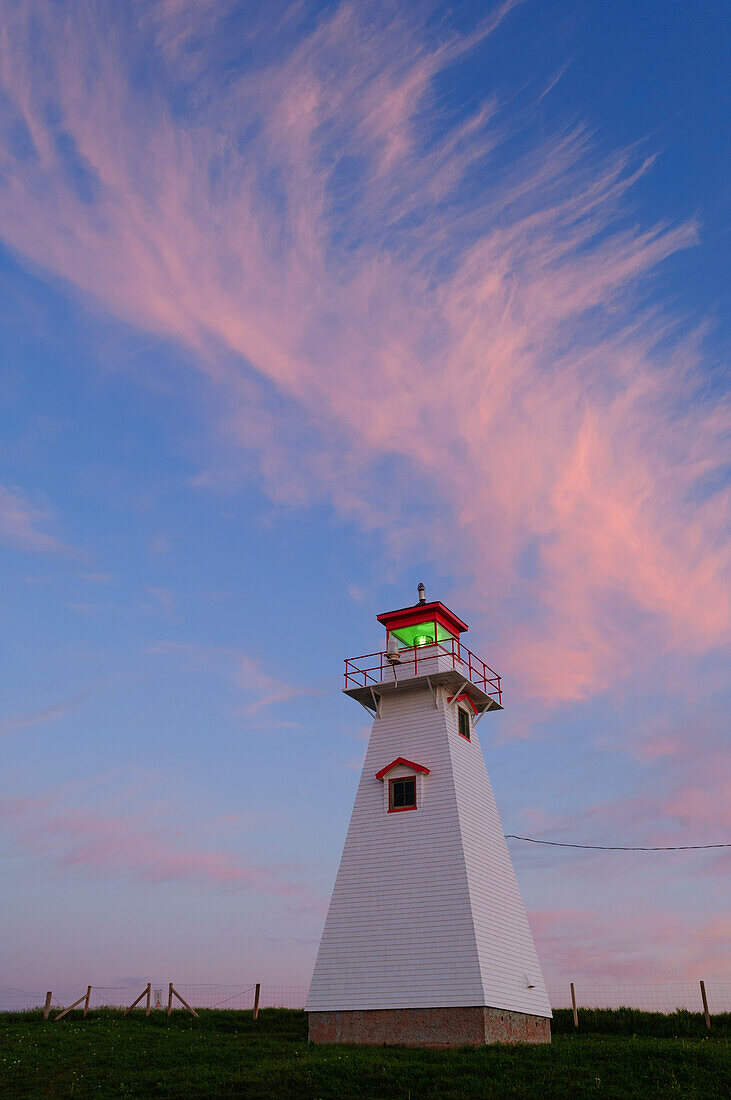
{"left": 504, "top": 835, "right": 730, "bottom": 851}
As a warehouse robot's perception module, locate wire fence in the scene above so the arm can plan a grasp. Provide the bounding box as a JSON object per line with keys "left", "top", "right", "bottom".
{"left": 546, "top": 982, "right": 730, "bottom": 1015}
{"left": 2, "top": 981, "right": 729, "bottom": 1015}
{"left": 0, "top": 983, "right": 308, "bottom": 1013}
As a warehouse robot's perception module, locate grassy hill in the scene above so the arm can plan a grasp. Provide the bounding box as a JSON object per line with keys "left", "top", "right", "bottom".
{"left": 2, "top": 1007, "right": 729, "bottom": 1098}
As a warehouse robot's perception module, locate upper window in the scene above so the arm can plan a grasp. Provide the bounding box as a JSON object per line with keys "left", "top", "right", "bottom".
{"left": 389, "top": 621, "right": 457, "bottom": 649}
{"left": 458, "top": 706, "right": 471, "bottom": 741}
{"left": 391, "top": 623, "right": 435, "bottom": 648}
{"left": 389, "top": 775, "right": 417, "bottom": 812}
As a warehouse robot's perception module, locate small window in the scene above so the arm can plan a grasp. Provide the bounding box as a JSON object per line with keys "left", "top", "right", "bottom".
{"left": 391, "top": 624, "right": 435, "bottom": 649}
{"left": 389, "top": 775, "right": 417, "bottom": 812}
{"left": 458, "top": 706, "right": 471, "bottom": 740}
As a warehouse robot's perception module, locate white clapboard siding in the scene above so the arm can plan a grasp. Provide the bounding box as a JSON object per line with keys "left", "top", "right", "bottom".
{"left": 306, "top": 683, "right": 551, "bottom": 1017}
{"left": 445, "top": 698, "right": 551, "bottom": 1017}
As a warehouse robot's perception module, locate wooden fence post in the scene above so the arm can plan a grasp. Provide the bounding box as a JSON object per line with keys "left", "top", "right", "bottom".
{"left": 55, "top": 993, "right": 88, "bottom": 1021}
{"left": 145, "top": 982, "right": 151, "bottom": 1018}
{"left": 570, "top": 982, "right": 578, "bottom": 1029}
{"left": 123, "top": 986, "right": 150, "bottom": 1018}
{"left": 170, "top": 987, "right": 199, "bottom": 1018}
{"left": 83, "top": 986, "right": 92, "bottom": 1019}
{"left": 700, "top": 980, "right": 711, "bottom": 1030}
{"left": 167, "top": 982, "right": 173, "bottom": 1018}
{"left": 43, "top": 992, "right": 52, "bottom": 1021}
{"left": 253, "top": 983, "right": 260, "bottom": 1021}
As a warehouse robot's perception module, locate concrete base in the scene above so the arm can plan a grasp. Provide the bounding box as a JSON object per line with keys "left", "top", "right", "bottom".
{"left": 308, "top": 1006, "right": 551, "bottom": 1047}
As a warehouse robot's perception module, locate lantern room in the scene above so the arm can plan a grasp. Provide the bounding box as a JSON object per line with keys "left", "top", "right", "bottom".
{"left": 343, "top": 584, "right": 503, "bottom": 716}
{"left": 377, "top": 587, "right": 469, "bottom": 652}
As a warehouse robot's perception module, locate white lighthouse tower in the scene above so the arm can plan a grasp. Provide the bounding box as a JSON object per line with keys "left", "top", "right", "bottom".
{"left": 306, "top": 586, "right": 551, "bottom": 1046}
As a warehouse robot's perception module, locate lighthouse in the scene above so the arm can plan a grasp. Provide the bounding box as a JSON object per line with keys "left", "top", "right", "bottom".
{"left": 306, "top": 586, "right": 551, "bottom": 1046}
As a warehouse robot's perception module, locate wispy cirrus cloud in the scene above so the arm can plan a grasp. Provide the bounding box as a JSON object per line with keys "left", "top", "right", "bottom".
{"left": 146, "top": 586, "right": 175, "bottom": 614}
{"left": 0, "top": 694, "right": 86, "bottom": 738}
{"left": 513, "top": 709, "right": 731, "bottom": 863}
{"left": 0, "top": 0, "right": 726, "bottom": 712}
{"left": 0, "top": 482, "right": 65, "bottom": 554}
{"left": 599, "top": 713, "right": 731, "bottom": 843}
{"left": 0, "top": 793, "right": 323, "bottom": 906}
{"left": 532, "top": 907, "right": 731, "bottom": 985}
{"left": 148, "top": 640, "right": 316, "bottom": 712}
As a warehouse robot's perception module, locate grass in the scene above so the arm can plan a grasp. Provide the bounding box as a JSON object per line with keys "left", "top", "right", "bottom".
{"left": 1, "top": 1007, "right": 729, "bottom": 1099}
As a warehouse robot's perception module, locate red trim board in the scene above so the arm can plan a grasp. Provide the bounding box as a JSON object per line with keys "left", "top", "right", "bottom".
{"left": 376, "top": 757, "right": 430, "bottom": 781}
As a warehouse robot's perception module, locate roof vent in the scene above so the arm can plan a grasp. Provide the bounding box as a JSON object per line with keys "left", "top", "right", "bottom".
{"left": 417, "top": 582, "right": 426, "bottom": 604}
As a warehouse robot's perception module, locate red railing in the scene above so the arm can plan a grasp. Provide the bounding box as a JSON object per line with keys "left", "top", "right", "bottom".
{"left": 344, "top": 637, "right": 502, "bottom": 706}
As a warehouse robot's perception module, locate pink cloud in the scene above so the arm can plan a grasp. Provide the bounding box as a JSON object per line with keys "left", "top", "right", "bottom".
{"left": 631, "top": 735, "right": 686, "bottom": 762}
{"left": 626, "top": 721, "right": 731, "bottom": 840}
{"left": 0, "top": 694, "right": 86, "bottom": 738}
{"left": 531, "top": 907, "right": 731, "bottom": 986}
{"left": 663, "top": 782, "right": 731, "bottom": 832}
{"left": 518, "top": 714, "right": 731, "bottom": 855}
{"left": 148, "top": 640, "right": 316, "bottom": 712}
{"left": 0, "top": 794, "right": 324, "bottom": 908}
{"left": 147, "top": 586, "right": 175, "bottom": 614}
{"left": 0, "top": 482, "right": 65, "bottom": 554}
{"left": 0, "top": 1, "right": 724, "bottom": 1006}
{"left": 0, "top": 0, "right": 726, "bottom": 711}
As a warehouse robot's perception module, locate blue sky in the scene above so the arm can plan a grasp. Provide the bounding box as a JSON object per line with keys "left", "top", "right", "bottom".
{"left": 1, "top": 0, "right": 729, "bottom": 994}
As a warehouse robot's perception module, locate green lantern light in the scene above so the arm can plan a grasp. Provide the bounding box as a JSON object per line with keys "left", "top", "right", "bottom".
{"left": 415, "top": 633, "right": 434, "bottom": 647}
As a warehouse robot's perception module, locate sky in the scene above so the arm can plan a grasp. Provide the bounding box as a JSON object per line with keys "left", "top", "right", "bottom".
{"left": 0, "top": 0, "right": 729, "bottom": 998}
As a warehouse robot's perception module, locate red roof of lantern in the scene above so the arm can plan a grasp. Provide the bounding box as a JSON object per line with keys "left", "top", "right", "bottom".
{"left": 377, "top": 600, "right": 468, "bottom": 637}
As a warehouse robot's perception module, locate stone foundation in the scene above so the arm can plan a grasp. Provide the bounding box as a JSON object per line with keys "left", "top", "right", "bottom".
{"left": 308, "top": 1006, "right": 551, "bottom": 1047}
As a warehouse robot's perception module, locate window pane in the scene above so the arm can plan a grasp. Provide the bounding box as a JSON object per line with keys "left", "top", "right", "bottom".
{"left": 391, "top": 623, "right": 435, "bottom": 648}
{"left": 390, "top": 777, "right": 417, "bottom": 809}
{"left": 458, "top": 707, "right": 471, "bottom": 739}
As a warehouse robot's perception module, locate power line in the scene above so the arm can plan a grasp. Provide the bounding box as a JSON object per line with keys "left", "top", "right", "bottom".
{"left": 504, "top": 835, "right": 730, "bottom": 851}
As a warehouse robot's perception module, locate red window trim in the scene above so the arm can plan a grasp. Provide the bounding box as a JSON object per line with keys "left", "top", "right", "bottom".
{"left": 447, "top": 693, "right": 478, "bottom": 716}
{"left": 388, "top": 774, "right": 418, "bottom": 813}
{"left": 376, "top": 757, "right": 430, "bottom": 780}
